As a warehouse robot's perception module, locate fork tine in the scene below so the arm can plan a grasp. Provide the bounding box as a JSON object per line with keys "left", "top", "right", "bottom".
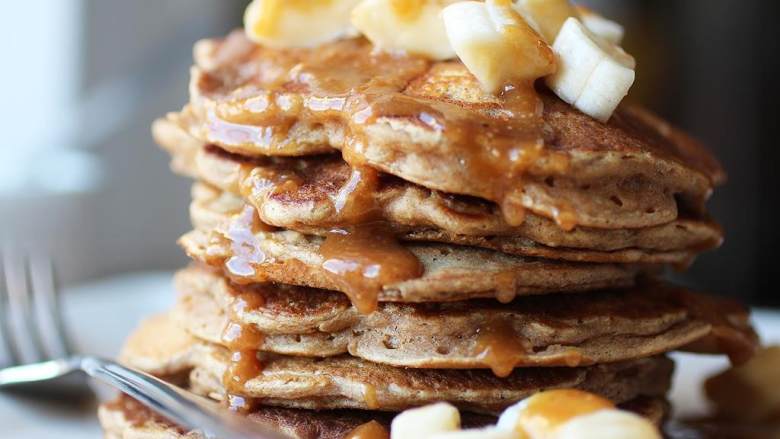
{"left": 29, "top": 252, "right": 73, "bottom": 358}
{"left": 3, "top": 248, "right": 49, "bottom": 363}
{"left": 0, "top": 247, "right": 24, "bottom": 365}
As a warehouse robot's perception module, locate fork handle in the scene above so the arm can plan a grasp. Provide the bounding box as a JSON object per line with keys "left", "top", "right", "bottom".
{"left": 77, "top": 356, "right": 289, "bottom": 439}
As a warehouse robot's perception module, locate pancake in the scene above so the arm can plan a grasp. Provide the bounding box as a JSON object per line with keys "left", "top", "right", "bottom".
{"left": 178, "top": 211, "right": 645, "bottom": 308}
{"left": 119, "top": 314, "right": 674, "bottom": 415}
{"left": 183, "top": 31, "right": 724, "bottom": 230}
{"left": 190, "top": 348, "right": 674, "bottom": 415}
{"left": 155, "top": 115, "right": 723, "bottom": 265}
{"left": 171, "top": 266, "right": 757, "bottom": 370}
{"left": 99, "top": 394, "right": 668, "bottom": 439}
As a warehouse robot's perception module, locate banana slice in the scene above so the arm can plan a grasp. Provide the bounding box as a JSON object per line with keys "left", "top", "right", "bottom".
{"left": 554, "top": 410, "right": 661, "bottom": 439}
{"left": 442, "top": 0, "right": 556, "bottom": 93}
{"left": 352, "top": 0, "right": 458, "bottom": 60}
{"left": 497, "top": 389, "right": 614, "bottom": 437}
{"left": 390, "top": 402, "right": 461, "bottom": 439}
{"left": 429, "top": 428, "right": 517, "bottom": 439}
{"left": 576, "top": 6, "right": 625, "bottom": 44}
{"left": 513, "top": 0, "right": 577, "bottom": 43}
{"left": 244, "top": 0, "right": 361, "bottom": 48}
{"left": 545, "top": 17, "right": 635, "bottom": 122}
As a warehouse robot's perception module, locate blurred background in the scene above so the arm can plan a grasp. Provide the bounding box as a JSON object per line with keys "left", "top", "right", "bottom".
{"left": 0, "top": 0, "right": 778, "bottom": 306}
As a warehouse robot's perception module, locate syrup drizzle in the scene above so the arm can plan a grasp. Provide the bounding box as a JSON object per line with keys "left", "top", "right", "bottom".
{"left": 221, "top": 285, "right": 267, "bottom": 412}
{"left": 363, "top": 384, "right": 380, "bottom": 410}
{"left": 474, "top": 319, "right": 531, "bottom": 377}
{"left": 221, "top": 205, "right": 273, "bottom": 278}
{"left": 320, "top": 223, "right": 423, "bottom": 314}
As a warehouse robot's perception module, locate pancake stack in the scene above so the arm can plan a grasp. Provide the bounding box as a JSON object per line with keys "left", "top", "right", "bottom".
{"left": 101, "top": 7, "right": 759, "bottom": 439}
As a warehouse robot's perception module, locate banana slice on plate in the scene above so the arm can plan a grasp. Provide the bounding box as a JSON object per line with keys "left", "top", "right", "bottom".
{"left": 428, "top": 428, "right": 517, "bottom": 439}
{"left": 390, "top": 402, "right": 461, "bottom": 439}
{"left": 244, "top": 0, "right": 361, "bottom": 48}
{"left": 352, "top": 0, "right": 458, "bottom": 60}
{"left": 554, "top": 410, "right": 661, "bottom": 439}
{"left": 546, "top": 16, "right": 635, "bottom": 122}
{"left": 442, "top": 0, "right": 556, "bottom": 93}
{"left": 495, "top": 390, "right": 659, "bottom": 439}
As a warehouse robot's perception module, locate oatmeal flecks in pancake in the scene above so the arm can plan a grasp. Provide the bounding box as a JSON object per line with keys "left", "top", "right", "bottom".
{"left": 179, "top": 216, "right": 644, "bottom": 308}
{"left": 185, "top": 31, "right": 723, "bottom": 230}
{"left": 154, "top": 117, "right": 724, "bottom": 265}
{"left": 172, "top": 266, "right": 758, "bottom": 371}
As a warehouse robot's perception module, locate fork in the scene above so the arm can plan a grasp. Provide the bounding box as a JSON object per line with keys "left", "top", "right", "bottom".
{"left": 0, "top": 248, "right": 289, "bottom": 439}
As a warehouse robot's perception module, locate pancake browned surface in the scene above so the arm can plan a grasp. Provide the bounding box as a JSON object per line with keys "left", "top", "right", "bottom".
{"left": 119, "top": 314, "right": 674, "bottom": 415}
{"left": 154, "top": 116, "right": 723, "bottom": 265}
{"left": 171, "top": 266, "right": 757, "bottom": 370}
{"left": 183, "top": 31, "right": 723, "bottom": 230}
{"left": 99, "top": 393, "right": 668, "bottom": 439}
{"left": 179, "top": 216, "right": 644, "bottom": 306}
{"left": 154, "top": 112, "right": 722, "bottom": 265}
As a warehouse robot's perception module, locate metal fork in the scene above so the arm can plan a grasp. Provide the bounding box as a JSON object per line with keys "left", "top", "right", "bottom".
{"left": 0, "top": 248, "right": 289, "bottom": 439}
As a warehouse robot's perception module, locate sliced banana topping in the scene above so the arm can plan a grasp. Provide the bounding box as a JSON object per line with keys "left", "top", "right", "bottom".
{"left": 554, "top": 410, "right": 661, "bottom": 439}
{"left": 428, "top": 428, "right": 518, "bottom": 439}
{"left": 513, "top": 0, "right": 577, "bottom": 43}
{"left": 388, "top": 390, "right": 660, "bottom": 439}
{"left": 576, "top": 6, "right": 625, "bottom": 45}
{"left": 244, "top": 0, "right": 361, "bottom": 48}
{"left": 497, "top": 389, "right": 615, "bottom": 437}
{"left": 442, "top": 0, "right": 556, "bottom": 93}
{"left": 390, "top": 402, "right": 461, "bottom": 439}
{"left": 352, "top": 0, "right": 458, "bottom": 60}
{"left": 546, "top": 17, "right": 635, "bottom": 122}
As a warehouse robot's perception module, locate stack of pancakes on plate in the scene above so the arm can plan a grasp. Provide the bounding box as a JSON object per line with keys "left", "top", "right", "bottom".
{"left": 99, "top": 29, "right": 758, "bottom": 439}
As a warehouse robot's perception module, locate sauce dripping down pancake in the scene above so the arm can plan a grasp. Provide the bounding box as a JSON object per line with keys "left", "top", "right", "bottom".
{"left": 221, "top": 285, "right": 266, "bottom": 412}
{"left": 321, "top": 223, "right": 424, "bottom": 314}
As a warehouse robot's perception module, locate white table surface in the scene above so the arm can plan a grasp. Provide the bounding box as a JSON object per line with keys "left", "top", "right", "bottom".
{"left": 1, "top": 272, "right": 778, "bottom": 438}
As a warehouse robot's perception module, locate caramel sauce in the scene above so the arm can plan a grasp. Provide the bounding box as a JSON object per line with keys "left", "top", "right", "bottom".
{"left": 321, "top": 223, "right": 423, "bottom": 314}
{"left": 520, "top": 389, "right": 614, "bottom": 432}
{"left": 344, "top": 421, "right": 390, "bottom": 439}
{"left": 331, "top": 166, "right": 382, "bottom": 223}
{"left": 209, "top": 150, "right": 423, "bottom": 315}
{"left": 494, "top": 271, "right": 519, "bottom": 304}
{"left": 207, "top": 110, "right": 293, "bottom": 150}
{"left": 363, "top": 384, "right": 380, "bottom": 410}
{"left": 221, "top": 205, "right": 273, "bottom": 278}
{"left": 221, "top": 282, "right": 266, "bottom": 412}
{"left": 205, "top": 37, "right": 572, "bottom": 230}
{"left": 474, "top": 319, "right": 531, "bottom": 377}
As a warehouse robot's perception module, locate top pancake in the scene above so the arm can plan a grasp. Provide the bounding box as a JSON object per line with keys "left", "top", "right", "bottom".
{"left": 182, "top": 31, "right": 724, "bottom": 230}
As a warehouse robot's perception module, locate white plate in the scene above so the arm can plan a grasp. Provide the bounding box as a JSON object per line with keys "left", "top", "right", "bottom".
{"left": 1, "top": 272, "right": 778, "bottom": 438}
